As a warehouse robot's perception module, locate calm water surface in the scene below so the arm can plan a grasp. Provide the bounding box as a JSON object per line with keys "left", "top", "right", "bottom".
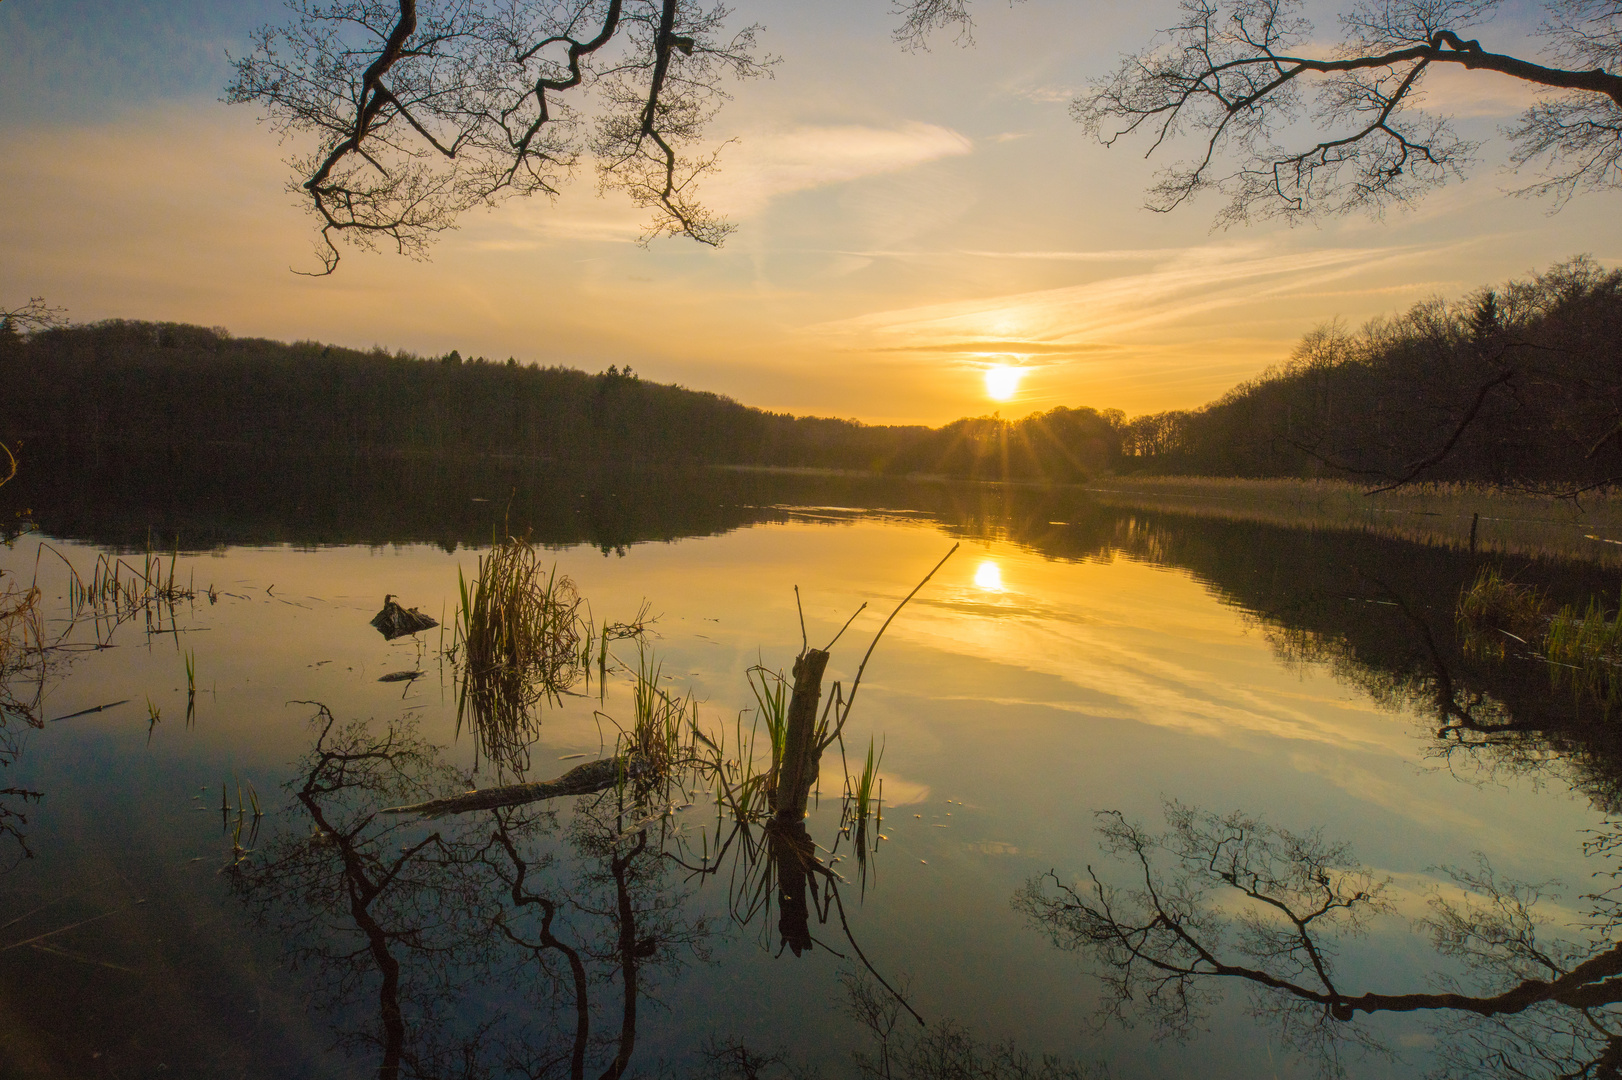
{"left": 1, "top": 466, "right": 1615, "bottom": 1079}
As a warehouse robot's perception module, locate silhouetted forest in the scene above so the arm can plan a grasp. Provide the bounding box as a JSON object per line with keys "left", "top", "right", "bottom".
{"left": 1121, "top": 257, "right": 1622, "bottom": 488}
{"left": 3, "top": 256, "right": 1616, "bottom": 488}
{"left": 0, "top": 321, "right": 1123, "bottom": 481}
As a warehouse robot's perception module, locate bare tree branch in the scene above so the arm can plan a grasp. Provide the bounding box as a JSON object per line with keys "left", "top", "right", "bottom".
{"left": 0, "top": 298, "right": 68, "bottom": 335}
{"left": 226, "top": 0, "right": 772, "bottom": 273}
{"left": 1051, "top": 0, "right": 1622, "bottom": 223}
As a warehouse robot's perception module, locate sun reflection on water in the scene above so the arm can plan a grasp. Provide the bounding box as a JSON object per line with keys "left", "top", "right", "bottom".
{"left": 973, "top": 559, "right": 1004, "bottom": 592}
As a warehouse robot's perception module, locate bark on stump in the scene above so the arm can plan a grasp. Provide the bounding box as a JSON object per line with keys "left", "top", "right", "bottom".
{"left": 771, "top": 648, "right": 828, "bottom": 824}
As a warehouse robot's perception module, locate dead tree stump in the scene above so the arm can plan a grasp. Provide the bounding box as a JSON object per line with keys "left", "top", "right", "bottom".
{"left": 771, "top": 648, "right": 828, "bottom": 824}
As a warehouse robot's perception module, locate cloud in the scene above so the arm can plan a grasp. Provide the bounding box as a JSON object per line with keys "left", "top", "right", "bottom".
{"left": 801, "top": 242, "right": 1444, "bottom": 360}
{"left": 1416, "top": 63, "right": 1546, "bottom": 119}
{"left": 869, "top": 340, "right": 1118, "bottom": 356}
{"left": 706, "top": 122, "right": 973, "bottom": 215}
{"left": 1018, "top": 86, "right": 1076, "bottom": 104}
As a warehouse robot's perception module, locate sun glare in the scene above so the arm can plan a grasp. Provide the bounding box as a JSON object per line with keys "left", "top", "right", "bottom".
{"left": 974, "top": 560, "right": 1004, "bottom": 592}
{"left": 984, "top": 364, "right": 1023, "bottom": 401}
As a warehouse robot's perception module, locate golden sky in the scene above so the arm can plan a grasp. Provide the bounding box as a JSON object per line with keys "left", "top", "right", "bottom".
{"left": 2, "top": 1, "right": 1619, "bottom": 425}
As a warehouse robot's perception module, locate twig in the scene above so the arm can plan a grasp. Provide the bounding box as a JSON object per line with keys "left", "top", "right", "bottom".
{"left": 794, "top": 585, "right": 808, "bottom": 656}
{"left": 821, "top": 543, "right": 958, "bottom": 751}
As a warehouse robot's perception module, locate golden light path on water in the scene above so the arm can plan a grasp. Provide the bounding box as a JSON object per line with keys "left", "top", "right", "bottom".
{"left": 974, "top": 559, "right": 1004, "bottom": 591}
{"left": 1, "top": 516, "right": 1605, "bottom": 1075}
{"left": 8, "top": 517, "right": 1590, "bottom": 885}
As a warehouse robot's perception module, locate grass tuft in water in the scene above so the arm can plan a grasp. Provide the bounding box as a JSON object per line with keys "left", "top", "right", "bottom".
{"left": 1457, "top": 567, "right": 1548, "bottom": 660}
{"left": 184, "top": 649, "right": 197, "bottom": 726}
{"left": 447, "top": 534, "right": 649, "bottom": 774}
{"left": 1544, "top": 597, "right": 1622, "bottom": 713}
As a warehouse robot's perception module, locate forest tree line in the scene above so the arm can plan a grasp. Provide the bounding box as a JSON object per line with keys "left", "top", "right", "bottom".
{"left": 2, "top": 256, "right": 1617, "bottom": 488}
{"left": 0, "top": 320, "right": 1123, "bottom": 481}
{"left": 1120, "top": 257, "right": 1622, "bottom": 490}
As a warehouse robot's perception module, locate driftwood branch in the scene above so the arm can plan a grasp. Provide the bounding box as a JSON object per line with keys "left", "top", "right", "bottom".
{"left": 382, "top": 755, "right": 634, "bottom": 817}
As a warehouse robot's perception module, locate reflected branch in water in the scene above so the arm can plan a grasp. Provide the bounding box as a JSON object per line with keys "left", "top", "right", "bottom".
{"left": 239, "top": 704, "right": 714, "bottom": 1080}
{"left": 1021, "top": 801, "right": 1622, "bottom": 1079}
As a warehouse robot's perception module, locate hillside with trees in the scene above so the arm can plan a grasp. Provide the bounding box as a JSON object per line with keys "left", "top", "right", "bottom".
{"left": 1121, "top": 257, "right": 1622, "bottom": 491}
{"left": 3, "top": 257, "right": 1618, "bottom": 491}
{"left": 0, "top": 320, "right": 1124, "bottom": 482}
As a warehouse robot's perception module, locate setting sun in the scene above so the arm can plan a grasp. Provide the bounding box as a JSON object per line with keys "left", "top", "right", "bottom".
{"left": 984, "top": 364, "right": 1023, "bottom": 401}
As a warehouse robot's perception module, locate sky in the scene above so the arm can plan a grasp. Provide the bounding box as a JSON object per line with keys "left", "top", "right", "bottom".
{"left": 2, "top": 0, "right": 1620, "bottom": 425}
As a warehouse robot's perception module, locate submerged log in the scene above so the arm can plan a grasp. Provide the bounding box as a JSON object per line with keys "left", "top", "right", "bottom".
{"left": 381, "top": 755, "right": 637, "bottom": 817}
{"left": 370, "top": 595, "right": 439, "bottom": 640}
{"left": 771, "top": 648, "right": 829, "bottom": 824}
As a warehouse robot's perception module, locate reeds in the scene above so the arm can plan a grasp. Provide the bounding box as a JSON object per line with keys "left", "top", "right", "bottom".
{"left": 1457, "top": 567, "right": 1548, "bottom": 661}
{"left": 845, "top": 735, "right": 884, "bottom": 886}
{"left": 452, "top": 538, "right": 587, "bottom": 693}
{"left": 617, "top": 646, "right": 692, "bottom": 782}
{"left": 748, "top": 665, "right": 790, "bottom": 797}
{"left": 849, "top": 735, "right": 882, "bottom": 828}
{"left": 222, "top": 774, "right": 263, "bottom": 868}
{"left": 1457, "top": 567, "right": 1622, "bottom": 714}
{"left": 1545, "top": 597, "right": 1622, "bottom": 713}
{"left": 447, "top": 535, "right": 650, "bottom": 774}
{"left": 184, "top": 649, "right": 197, "bottom": 726}
{"left": 47, "top": 535, "right": 198, "bottom": 639}
{"left": 448, "top": 538, "right": 587, "bottom": 769}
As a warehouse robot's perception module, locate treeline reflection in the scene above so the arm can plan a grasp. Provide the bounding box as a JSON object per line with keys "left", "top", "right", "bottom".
{"left": 16, "top": 453, "right": 1622, "bottom": 808}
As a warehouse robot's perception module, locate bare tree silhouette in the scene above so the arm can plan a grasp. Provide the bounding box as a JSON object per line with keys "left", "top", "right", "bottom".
{"left": 226, "top": 0, "right": 772, "bottom": 273}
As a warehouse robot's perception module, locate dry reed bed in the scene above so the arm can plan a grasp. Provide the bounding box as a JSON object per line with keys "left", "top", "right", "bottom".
{"left": 1083, "top": 477, "right": 1622, "bottom": 566}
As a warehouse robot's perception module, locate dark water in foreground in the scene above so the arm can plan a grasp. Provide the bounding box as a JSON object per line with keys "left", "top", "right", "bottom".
{"left": 4, "top": 458, "right": 1622, "bottom": 1079}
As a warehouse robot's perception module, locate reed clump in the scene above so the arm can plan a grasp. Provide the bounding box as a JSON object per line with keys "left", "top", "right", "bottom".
{"left": 1545, "top": 599, "right": 1622, "bottom": 713}
{"left": 45, "top": 536, "right": 199, "bottom": 639}
{"left": 452, "top": 536, "right": 588, "bottom": 694}
{"left": 1457, "top": 566, "right": 1622, "bottom": 714}
{"left": 1457, "top": 567, "right": 1549, "bottom": 661}
{"left": 0, "top": 573, "right": 43, "bottom": 735}
{"left": 447, "top": 534, "right": 651, "bottom": 773}
{"left": 616, "top": 647, "right": 694, "bottom": 782}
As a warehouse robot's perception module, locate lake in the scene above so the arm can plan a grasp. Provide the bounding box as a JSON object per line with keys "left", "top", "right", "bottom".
{"left": 3, "top": 460, "right": 1618, "bottom": 1079}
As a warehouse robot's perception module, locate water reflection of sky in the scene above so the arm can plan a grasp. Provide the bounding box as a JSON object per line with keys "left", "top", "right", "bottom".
{"left": 0, "top": 515, "right": 1606, "bottom": 1078}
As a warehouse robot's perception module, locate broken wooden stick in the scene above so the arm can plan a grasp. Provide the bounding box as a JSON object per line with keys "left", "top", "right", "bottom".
{"left": 771, "top": 648, "right": 828, "bottom": 824}
{"left": 381, "top": 755, "right": 638, "bottom": 817}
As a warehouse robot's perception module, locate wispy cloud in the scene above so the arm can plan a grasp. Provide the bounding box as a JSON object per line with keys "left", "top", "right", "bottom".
{"left": 1417, "top": 63, "right": 1546, "bottom": 118}
{"left": 706, "top": 122, "right": 973, "bottom": 215}
{"left": 471, "top": 122, "right": 977, "bottom": 245}
{"left": 802, "top": 243, "right": 1444, "bottom": 360}
{"left": 870, "top": 340, "right": 1118, "bottom": 356}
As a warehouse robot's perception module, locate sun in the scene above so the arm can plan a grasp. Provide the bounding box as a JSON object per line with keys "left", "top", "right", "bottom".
{"left": 984, "top": 364, "right": 1023, "bottom": 401}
